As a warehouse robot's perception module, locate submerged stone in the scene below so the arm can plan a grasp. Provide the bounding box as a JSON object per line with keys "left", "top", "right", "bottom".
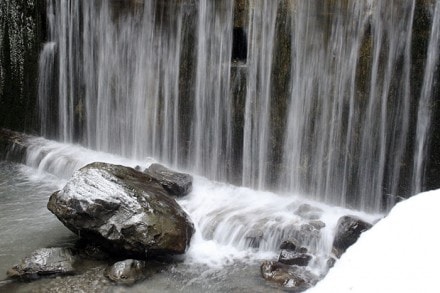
{"left": 260, "top": 261, "right": 315, "bottom": 291}
{"left": 104, "top": 259, "right": 146, "bottom": 285}
{"left": 279, "top": 239, "right": 298, "bottom": 251}
{"left": 308, "top": 220, "right": 326, "bottom": 230}
{"left": 47, "top": 162, "right": 195, "bottom": 257}
{"left": 245, "top": 229, "right": 264, "bottom": 248}
{"left": 294, "top": 204, "right": 323, "bottom": 220}
{"left": 7, "top": 248, "right": 75, "bottom": 280}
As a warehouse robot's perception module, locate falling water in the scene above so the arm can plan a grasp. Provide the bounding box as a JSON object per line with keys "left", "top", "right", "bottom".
{"left": 38, "top": 0, "right": 440, "bottom": 212}
{"left": 5, "top": 134, "right": 379, "bottom": 277}
{"left": 281, "top": 1, "right": 417, "bottom": 211}
{"left": 38, "top": 42, "right": 56, "bottom": 137}
{"left": 241, "top": 0, "right": 279, "bottom": 189}
{"left": 190, "top": 0, "right": 234, "bottom": 181}
{"left": 412, "top": 0, "right": 440, "bottom": 194}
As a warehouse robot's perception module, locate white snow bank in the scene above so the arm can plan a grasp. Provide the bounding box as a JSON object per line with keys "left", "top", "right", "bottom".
{"left": 307, "top": 189, "right": 440, "bottom": 293}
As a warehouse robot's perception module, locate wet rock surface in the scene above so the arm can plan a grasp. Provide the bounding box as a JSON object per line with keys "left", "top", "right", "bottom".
{"left": 260, "top": 261, "right": 316, "bottom": 292}
{"left": 332, "top": 215, "right": 372, "bottom": 257}
{"left": 279, "top": 239, "right": 299, "bottom": 251}
{"left": 47, "top": 162, "right": 195, "bottom": 257}
{"left": 1, "top": 260, "right": 271, "bottom": 293}
{"left": 144, "top": 163, "right": 193, "bottom": 197}
{"left": 278, "top": 250, "right": 312, "bottom": 267}
{"left": 244, "top": 229, "right": 264, "bottom": 248}
{"left": 2, "top": 265, "right": 113, "bottom": 293}
{"left": 104, "top": 259, "right": 147, "bottom": 285}
{"left": 0, "top": 128, "right": 30, "bottom": 163}
{"left": 74, "top": 241, "right": 110, "bottom": 260}
{"left": 260, "top": 233, "right": 321, "bottom": 291}
{"left": 7, "top": 248, "right": 75, "bottom": 280}
{"left": 294, "top": 204, "right": 323, "bottom": 220}
{"left": 278, "top": 238, "right": 312, "bottom": 267}
{"left": 308, "top": 220, "right": 326, "bottom": 230}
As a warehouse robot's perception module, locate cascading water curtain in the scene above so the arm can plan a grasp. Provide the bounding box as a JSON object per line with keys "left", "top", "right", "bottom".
{"left": 279, "top": 0, "right": 434, "bottom": 212}
{"left": 40, "top": 0, "right": 187, "bottom": 160}
{"left": 190, "top": 0, "right": 234, "bottom": 181}
{"left": 242, "top": 0, "right": 279, "bottom": 190}
{"left": 38, "top": 0, "right": 440, "bottom": 212}
{"left": 412, "top": 0, "right": 440, "bottom": 195}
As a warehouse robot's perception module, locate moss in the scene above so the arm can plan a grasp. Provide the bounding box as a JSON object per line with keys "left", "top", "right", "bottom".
{"left": 0, "top": 0, "right": 46, "bottom": 133}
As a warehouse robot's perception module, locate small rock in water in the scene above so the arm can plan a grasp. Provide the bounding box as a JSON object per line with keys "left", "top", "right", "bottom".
{"left": 308, "top": 220, "right": 326, "bottom": 230}
{"left": 245, "top": 229, "right": 264, "bottom": 248}
{"left": 326, "top": 256, "right": 337, "bottom": 269}
{"left": 104, "top": 259, "right": 146, "bottom": 285}
{"left": 294, "top": 204, "right": 323, "bottom": 220}
{"left": 144, "top": 163, "right": 193, "bottom": 197}
{"left": 332, "top": 215, "right": 372, "bottom": 257}
{"left": 279, "top": 239, "right": 298, "bottom": 251}
{"left": 299, "top": 223, "right": 321, "bottom": 236}
{"left": 7, "top": 247, "right": 75, "bottom": 280}
{"left": 260, "top": 261, "right": 312, "bottom": 291}
{"left": 279, "top": 239, "right": 308, "bottom": 253}
{"left": 278, "top": 250, "right": 312, "bottom": 266}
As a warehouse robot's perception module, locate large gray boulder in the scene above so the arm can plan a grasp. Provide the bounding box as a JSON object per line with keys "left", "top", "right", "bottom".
{"left": 47, "top": 162, "right": 195, "bottom": 257}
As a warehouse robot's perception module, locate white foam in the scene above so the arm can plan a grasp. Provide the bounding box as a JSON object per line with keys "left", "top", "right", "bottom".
{"left": 178, "top": 176, "right": 381, "bottom": 270}
{"left": 20, "top": 138, "right": 382, "bottom": 274}
{"left": 25, "top": 137, "right": 154, "bottom": 179}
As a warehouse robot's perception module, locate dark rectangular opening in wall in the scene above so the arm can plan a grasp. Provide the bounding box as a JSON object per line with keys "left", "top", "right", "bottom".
{"left": 232, "top": 27, "right": 247, "bottom": 62}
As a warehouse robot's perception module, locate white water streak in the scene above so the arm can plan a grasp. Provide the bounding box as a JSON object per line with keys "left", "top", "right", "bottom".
{"left": 38, "top": 0, "right": 440, "bottom": 212}
{"left": 412, "top": 0, "right": 440, "bottom": 194}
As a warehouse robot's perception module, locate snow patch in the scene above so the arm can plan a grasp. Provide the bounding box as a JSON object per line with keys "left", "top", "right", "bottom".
{"left": 60, "top": 168, "right": 141, "bottom": 210}
{"left": 307, "top": 189, "right": 440, "bottom": 293}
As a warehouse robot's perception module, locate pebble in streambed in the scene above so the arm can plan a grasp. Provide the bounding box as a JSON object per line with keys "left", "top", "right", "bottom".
{"left": 104, "top": 259, "right": 147, "bottom": 285}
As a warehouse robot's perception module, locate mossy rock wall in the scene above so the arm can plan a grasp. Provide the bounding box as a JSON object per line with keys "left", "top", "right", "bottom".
{"left": 0, "top": 0, "right": 46, "bottom": 133}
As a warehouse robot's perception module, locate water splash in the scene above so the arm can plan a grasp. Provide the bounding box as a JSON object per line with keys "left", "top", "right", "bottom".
{"left": 18, "top": 137, "right": 380, "bottom": 273}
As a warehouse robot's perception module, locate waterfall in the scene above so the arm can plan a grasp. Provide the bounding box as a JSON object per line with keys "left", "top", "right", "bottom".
{"left": 412, "top": 0, "right": 440, "bottom": 194}
{"left": 38, "top": 0, "right": 440, "bottom": 212}
{"left": 281, "top": 1, "right": 417, "bottom": 211}
{"left": 242, "top": 0, "right": 279, "bottom": 189}
{"left": 38, "top": 42, "right": 57, "bottom": 137}
{"left": 191, "top": 0, "right": 234, "bottom": 181}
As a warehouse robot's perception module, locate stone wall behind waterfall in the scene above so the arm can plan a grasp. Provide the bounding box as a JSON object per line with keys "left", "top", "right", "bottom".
{"left": 6, "top": 0, "right": 440, "bottom": 212}
{"left": 0, "top": 0, "right": 46, "bottom": 132}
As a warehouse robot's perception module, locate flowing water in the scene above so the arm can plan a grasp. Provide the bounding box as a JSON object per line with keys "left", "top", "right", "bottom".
{"left": 0, "top": 138, "right": 379, "bottom": 291}
{"left": 412, "top": 0, "right": 440, "bottom": 194}
{"left": 282, "top": 0, "right": 417, "bottom": 211}
{"left": 1, "top": 0, "right": 440, "bottom": 290}
{"left": 37, "top": 0, "right": 440, "bottom": 212}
